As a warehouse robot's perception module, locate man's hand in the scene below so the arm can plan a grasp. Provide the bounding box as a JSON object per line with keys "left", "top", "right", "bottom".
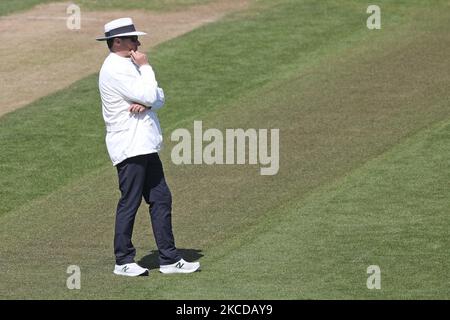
{"left": 130, "top": 50, "right": 149, "bottom": 67}
{"left": 128, "top": 103, "right": 148, "bottom": 113}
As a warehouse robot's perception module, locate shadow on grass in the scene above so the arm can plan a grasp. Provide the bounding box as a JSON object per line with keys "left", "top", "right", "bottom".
{"left": 138, "top": 248, "right": 204, "bottom": 270}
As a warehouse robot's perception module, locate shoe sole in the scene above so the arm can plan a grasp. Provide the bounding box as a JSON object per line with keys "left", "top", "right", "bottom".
{"left": 113, "top": 269, "right": 149, "bottom": 277}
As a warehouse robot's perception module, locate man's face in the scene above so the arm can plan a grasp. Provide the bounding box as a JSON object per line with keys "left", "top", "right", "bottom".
{"left": 117, "top": 36, "right": 141, "bottom": 55}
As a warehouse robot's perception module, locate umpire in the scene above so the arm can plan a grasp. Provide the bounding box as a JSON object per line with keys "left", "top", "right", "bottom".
{"left": 97, "top": 18, "right": 200, "bottom": 276}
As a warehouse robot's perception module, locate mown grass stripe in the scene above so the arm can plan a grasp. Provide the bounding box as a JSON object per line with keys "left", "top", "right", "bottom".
{"left": 191, "top": 117, "right": 450, "bottom": 299}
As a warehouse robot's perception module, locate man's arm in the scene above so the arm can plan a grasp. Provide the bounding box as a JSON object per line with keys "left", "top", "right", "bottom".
{"left": 127, "top": 88, "right": 164, "bottom": 113}
{"left": 128, "top": 103, "right": 148, "bottom": 113}
{"left": 112, "top": 51, "right": 164, "bottom": 108}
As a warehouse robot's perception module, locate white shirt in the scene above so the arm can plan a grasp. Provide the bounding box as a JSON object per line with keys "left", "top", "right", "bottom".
{"left": 98, "top": 53, "right": 166, "bottom": 165}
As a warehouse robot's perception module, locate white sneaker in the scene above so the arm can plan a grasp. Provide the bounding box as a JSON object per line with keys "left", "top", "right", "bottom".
{"left": 113, "top": 263, "right": 149, "bottom": 277}
{"left": 159, "top": 258, "right": 200, "bottom": 274}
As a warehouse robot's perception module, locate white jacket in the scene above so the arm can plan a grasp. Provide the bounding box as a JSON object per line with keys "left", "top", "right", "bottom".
{"left": 98, "top": 53, "right": 165, "bottom": 165}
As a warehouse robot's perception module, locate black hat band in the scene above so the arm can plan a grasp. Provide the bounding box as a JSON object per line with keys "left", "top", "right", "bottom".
{"left": 105, "top": 24, "right": 136, "bottom": 37}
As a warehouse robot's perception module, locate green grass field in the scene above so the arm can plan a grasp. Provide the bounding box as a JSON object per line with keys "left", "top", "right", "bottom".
{"left": 0, "top": 0, "right": 212, "bottom": 16}
{"left": 0, "top": 0, "right": 449, "bottom": 299}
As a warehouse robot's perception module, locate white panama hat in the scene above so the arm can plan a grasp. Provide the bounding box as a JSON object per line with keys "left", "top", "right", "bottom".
{"left": 96, "top": 17, "right": 147, "bottom": 41}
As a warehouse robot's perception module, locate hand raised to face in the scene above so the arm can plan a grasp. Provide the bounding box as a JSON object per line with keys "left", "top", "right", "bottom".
{"left": 130, "top": 50, "right": 149, "bottom": 67}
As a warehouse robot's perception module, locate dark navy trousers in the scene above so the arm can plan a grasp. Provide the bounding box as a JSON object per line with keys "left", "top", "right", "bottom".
{"left": 114, "top": 153, "right": 181, "bottom": 266}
